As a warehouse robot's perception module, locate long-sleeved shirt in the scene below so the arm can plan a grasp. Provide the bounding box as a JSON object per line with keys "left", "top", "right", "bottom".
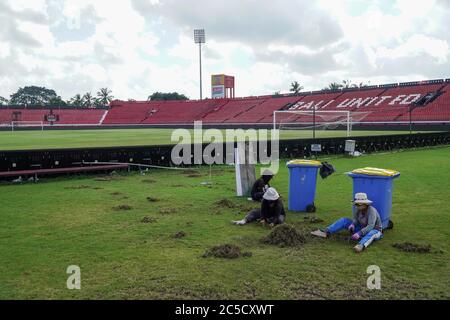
{"left": 352, "top": 205, "right": 383, "bottom": 235}
{"left": 261, "top": 198, "right": 285, "bottom": 222}
{"left": 251, "top": 178, "right": 270, "bottom": 202}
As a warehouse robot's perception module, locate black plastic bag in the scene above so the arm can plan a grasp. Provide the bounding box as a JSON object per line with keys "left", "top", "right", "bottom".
{"left": 320, "top": 162, "right": 335, "bottom": 179}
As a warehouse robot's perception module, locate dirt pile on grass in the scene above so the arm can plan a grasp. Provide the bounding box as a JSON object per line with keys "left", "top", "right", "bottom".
{"left": 392, "top": 242, "right": 432, "bottom": 253}
{"left": 181, "top": 169, "right": 202, "bottom": 178}
{"left": 142, "top": 179, "right": 156, "bottom": 184}
{"left": 159, "top": 208, "right": 179, "bottom": 215}
{"left": 113, "top": 204, "right": 133, "bottom": 211}
{"left": 261, "top": 224, "right": 306, "bottom": 247}
{"left": 141, "top": 216, "right": 157, "bottom": 223}
{"left": 215, "top": 198, "right": 236, "bottom": 208}
{"left": 182, "top": 169, "right": 198, "bottom": 175}
{"left": 187, "top": 173, "right": 203, "bottom": 178}
{"left": 202, "top": 244, "right": 252, "bottom": 259}
{"left": 304, "top": 216, "right": 324, "bottom": 224}
{"left": 172, "top": 231, "right": 187, "bottom": 239}
{"left": 94, "top": 174, "right": 123, "bottom": 181}
{"left": 65, "top": 185, "right": 102, "bottom": 190}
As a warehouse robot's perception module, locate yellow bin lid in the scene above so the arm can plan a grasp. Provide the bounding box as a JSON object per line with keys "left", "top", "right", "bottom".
{"left": 351, "top": 167, "right": 400, "bottom": 177}
{"left": 287, "top": 159, "right": 322, "bottom": 167}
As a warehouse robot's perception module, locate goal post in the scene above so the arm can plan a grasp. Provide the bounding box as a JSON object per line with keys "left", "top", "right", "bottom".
{"left": 11, "top": 121, "right": 44, "bottom": 131}
{"left": 273, "top": 110, "right": 353, "bottom": 136}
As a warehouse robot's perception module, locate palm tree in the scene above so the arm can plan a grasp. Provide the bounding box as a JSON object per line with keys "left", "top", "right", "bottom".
{"left": 96, "top": 88, "right": 114, "bottom": 106}
{"left": 70, "top": 94, "right": 83, "bottom": 107}
{"left": 290, "top": 81, "right": 304, "bottom": 94}
{"left": 357, "top": 81, "right": 370, "bottom": 88}
{"left": 325, "top": 82, "right": 343, "bottom": 90}
{"left": 342, "top": 80, "right": 352, "bottom": 89}
{"left": 82, "top": 92, "right": 94, "bottom": 108}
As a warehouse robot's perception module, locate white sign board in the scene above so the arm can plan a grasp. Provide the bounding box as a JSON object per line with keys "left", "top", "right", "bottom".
{"left": 345, "top": 140, "right": 356, "bottom": 152}
{"left": 212, "top": 85, "right": 225, "bottom": 99}
{"left": 311, "top": 144, "right": 322, "bottom": 152}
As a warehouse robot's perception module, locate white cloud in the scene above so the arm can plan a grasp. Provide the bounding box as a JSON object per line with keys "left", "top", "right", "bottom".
{"left": 0, "top": 0, "right": 449, "bottom": 101}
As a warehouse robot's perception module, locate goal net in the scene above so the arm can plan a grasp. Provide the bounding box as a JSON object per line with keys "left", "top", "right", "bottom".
{"left": 11, "top": 121, "right": 44, "bottom": 131}
{"left": 273, "top": 110, "right": 371, "bottom": 137}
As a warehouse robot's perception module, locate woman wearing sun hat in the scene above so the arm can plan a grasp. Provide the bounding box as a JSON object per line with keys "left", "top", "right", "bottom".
{"left": 232, "top": 187, "right": 286, "bottom": 227}
{"left": 250, "top": 169, "right": 275, "bottom": 202}
{"left": 311, "top": 192, "right": 383, "bottom": 253}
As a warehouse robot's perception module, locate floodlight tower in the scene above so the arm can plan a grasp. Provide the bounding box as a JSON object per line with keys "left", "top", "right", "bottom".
{"left": 194, "top": 29, "right": 206, "bottom": 100}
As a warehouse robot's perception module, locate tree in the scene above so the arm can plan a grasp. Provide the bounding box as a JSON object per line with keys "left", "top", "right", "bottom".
{"left": 93, "top": 98, "right": 104, "bottom": 108}
{"left": 290, "top": 81, "right": 304, "bottom": 94}
{"left": 0, "top": 96, "right": 8, "bottom": 105}
{"left": 272, "top": 91, "right": 282, "bottom": 97}
{"left": 147, "top": 92, "right": 189, "bottom": 101}
{"left": 82, "top": 92, "right": 94, "bottom": 108}
{"left": 356, "top": 81, "right": 370, "bottom": 88}
{"left": 324, "top": 82, "right": 343, "bottom": 90}
{"left": 48, "top": 96, "right": 67, "bottom": 107}
{"left": 9, "top": 86, "right": 58, "bottom": 106}
{"left": 70, "top": 94, "right": 83, "bottom": 107}
{"left": 341, "top": 79, "right": 356, "bottom": 89}
{"left": 324, "top": 79, "right": 372, "bottom": 91}
{"left": 96, "top": 88, "right": 114, "bottom": 106}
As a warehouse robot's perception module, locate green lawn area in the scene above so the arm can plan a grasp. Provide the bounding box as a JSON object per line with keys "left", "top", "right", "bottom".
{"left": 0, "top": 147, "right": 449, "bottom": 299}
{"left": 0, "top": 128, "right": 424, "bottom": 151}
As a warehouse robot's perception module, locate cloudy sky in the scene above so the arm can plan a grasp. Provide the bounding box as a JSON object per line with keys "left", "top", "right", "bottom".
{"left": 0, "top": 0, "right": 449, "bottom": 101}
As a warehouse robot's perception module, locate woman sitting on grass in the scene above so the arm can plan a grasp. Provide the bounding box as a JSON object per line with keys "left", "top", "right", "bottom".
{"left": 250, "top": 169, "right": 275, "bottom": 202}
{"left": 232, "top": 187, "right": 285, "bottom": 227}
{"left": 311, "top": 193, "right": 383, "bottom": 253}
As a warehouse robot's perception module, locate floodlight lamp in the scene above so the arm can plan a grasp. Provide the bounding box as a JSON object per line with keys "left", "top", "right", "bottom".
{"left": 194, "top": 29, "right": 205, "bottom": 43}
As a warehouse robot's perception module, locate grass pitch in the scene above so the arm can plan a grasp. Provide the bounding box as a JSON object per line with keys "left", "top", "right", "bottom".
{"left": 0, "top": 128, "right": 424, "bottom": 151}
{"left": 0, "top": 147, "right": 449, "bottom": 299}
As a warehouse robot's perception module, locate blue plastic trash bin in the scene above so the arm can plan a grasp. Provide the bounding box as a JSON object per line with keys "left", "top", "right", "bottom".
{"left": 347, "top": 167, "right": 400, "bottom": 229}
{"left": 287, "top": 160, "right": 322, "bottom": 211}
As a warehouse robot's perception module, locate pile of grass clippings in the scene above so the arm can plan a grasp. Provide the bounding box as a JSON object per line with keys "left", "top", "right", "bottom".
{"left": 65, "top": 185, "right": 102, "bottom": 190}
{"left": 94, "top": 172, "right": 124, "bottom": 181}
{"left": 202, "top": 244, "right": 252, "bottom": 259}
{"left": 141, "top": 216, "right": 157, "bottom": 223}
{"left": 142, "top": 179, "right": 156, "bottom": 184}
{"left": 172, "top": 231, "right": 187, "bottom": 239}
{"left": 159, "top": 208, "right": 179, "bottom": 215}
{"left": 261, "top": 224, "right": 306, "bottom": 247}
{"left": 392, "top": 242, "right": 432, "bottom": 253}
{"left": 310, "top": 217, "right": 324, "bottom": 223}
{"left": 215, "top": 198, "right": 236, "bottom": 208}
{"left": 113, "top": 204, "right": 132, "bottom": 211}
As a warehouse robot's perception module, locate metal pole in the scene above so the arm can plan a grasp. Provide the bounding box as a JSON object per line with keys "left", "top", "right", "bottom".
{"left": 199, "top": 43, "right": 203, "bottom": 100}
{"left": 273, "top": 111, "right": 277, "bottom": 130}
{"left": 409, "top": 104, "right": 412, "bottom": 135}
{"left": 347, "top": 111, "right": 350, "bottom": 137}
{"left": 313, "top": 106, "right": 316, "bottom": 139}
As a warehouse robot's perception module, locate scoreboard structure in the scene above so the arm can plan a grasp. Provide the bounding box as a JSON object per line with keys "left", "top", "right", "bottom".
{"left": 211, "top": 74, "right": 235, "bottom": 99}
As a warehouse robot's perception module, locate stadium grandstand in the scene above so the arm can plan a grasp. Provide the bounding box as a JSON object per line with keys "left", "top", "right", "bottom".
{"left": 0, "top": 78, "right": 449, "bottom": 128}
